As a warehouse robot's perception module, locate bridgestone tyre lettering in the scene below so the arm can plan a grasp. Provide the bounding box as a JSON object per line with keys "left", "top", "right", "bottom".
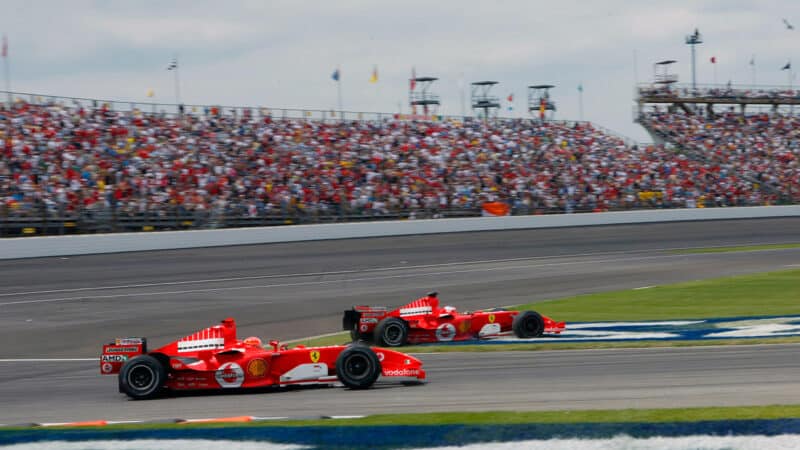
{"left": 119, "top": 355, "right": 166, "bottom": 400}
{"left": 374, "top": 317, "right": 409, "bottom": 347}
{"left": 335, "top": 345, "right": 381, "bottom": 389}
{"left": 512, "top": 310, "right": 545, "bottom": 338}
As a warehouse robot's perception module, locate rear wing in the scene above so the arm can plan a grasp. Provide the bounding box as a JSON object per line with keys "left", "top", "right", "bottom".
{"left": 100, "top": 337, "right": 146, "bottom": 375}
{"left": 342, "top": 305, "right": 388, "bottom": 332}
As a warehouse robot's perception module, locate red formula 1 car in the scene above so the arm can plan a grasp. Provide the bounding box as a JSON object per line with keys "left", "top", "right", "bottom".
{"left": 343, "top": 292, "right": 566, "bottom": 347}
{"left": 101, "top": 318, "right": 425, "bottom": 399}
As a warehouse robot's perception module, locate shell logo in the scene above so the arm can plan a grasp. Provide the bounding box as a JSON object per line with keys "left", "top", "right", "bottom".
{"left": 310, "top": 350, "right": 321, "bottom": 363}
{"left": 247, "top": 358, "right": 268, "bottom": 378}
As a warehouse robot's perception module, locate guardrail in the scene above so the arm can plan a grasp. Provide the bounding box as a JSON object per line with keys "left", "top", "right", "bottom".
{"left": 1, "top": 205, "right": 799, "bottom": 259}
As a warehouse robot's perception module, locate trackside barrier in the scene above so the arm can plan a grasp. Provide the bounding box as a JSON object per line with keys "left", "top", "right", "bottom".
{"left": 1, "top": 205, "right": 799, "bottom": 260}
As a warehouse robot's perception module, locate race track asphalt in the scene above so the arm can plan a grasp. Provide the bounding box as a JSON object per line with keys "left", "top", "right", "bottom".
{"left": 0, "top": 217, "right": 799, "bottom": 423}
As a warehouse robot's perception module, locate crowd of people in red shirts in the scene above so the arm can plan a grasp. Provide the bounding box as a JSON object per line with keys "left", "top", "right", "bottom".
{"left": 640, "top": 108, "right": 799, "bottom": 205}
{"left": 0, "top": 99, "right": 795, "bottom": 224}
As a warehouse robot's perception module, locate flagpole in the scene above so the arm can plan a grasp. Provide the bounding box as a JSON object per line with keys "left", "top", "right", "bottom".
{"left": 336, "top": 67, "right": 343, "bottom": 118}
{"left": 2, "top": 34, "right": 10, "bottom": 108}
{"left": 173, "top": 55, "right": 181, "bottom": 107}
{"left": 578, "top": 84, "right": 584, "bottom": 121}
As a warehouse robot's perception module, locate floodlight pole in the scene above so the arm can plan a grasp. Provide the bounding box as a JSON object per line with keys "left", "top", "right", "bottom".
{"left": 685, "top": 29, "right": 703, "bottom": 92}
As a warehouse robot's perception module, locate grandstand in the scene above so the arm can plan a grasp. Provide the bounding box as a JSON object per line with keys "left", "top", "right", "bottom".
{"left": 0, "top": 84, "right": 797, "bottom": 237}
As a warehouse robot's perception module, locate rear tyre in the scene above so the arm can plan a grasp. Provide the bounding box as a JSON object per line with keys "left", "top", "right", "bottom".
{"left": 374, "top": 317, "right": 408, "bottom": 347}
{"left": 119, "top": 355, "right": 166, "bottom": 400}
{"left": 512, "top": 311, "right": 545, "bottom": 338}
{"left": 335, "top": 345, "right": 381, "bottom": 389}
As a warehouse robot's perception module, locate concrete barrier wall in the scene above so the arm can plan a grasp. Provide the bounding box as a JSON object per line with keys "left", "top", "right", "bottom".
{"left": 2, "top": 205, "right": 799, "bottom": 259}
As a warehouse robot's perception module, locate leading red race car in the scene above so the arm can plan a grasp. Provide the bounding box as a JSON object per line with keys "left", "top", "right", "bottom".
{"left": 101, "top": 317, "right": 425, "bottom": 399}
{"left": 343, "top": 292, "right": 566, "bottom": 347}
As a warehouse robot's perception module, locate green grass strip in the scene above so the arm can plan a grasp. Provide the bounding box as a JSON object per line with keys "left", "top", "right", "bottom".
{"left": 670, "top": 243, "right": 800, "bottom": 254}
{"left": 296, "top": 269, "right": 800, "bottom": 349}
{"left": 522, "top": 269, "right": 800, "bottom": 322}
{"left": 9, "top": 405, "right": 800, "bottom": 431}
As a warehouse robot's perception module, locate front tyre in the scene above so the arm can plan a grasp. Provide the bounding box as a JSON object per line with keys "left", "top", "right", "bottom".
{"left": 336, "top": 345, "right": 381, "bottom": 389}
{"left": 374, "top": 317, "right": 408, "bottom": 347}
{"left": 512, "top": 311, "right": 545, "bottom": 338}
{"left": 119, "top": 355, "right": 166, "bottom": 400}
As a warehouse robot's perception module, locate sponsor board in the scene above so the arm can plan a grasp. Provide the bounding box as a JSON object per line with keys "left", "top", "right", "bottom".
{"left": 420, "top": 315, "right": 800, "bottom": 345}
{"left": 101, "top": 354, "right": 128, "bottom": 363}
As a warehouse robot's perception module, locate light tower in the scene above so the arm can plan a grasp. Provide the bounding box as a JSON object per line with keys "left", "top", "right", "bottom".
{"left": 685, "top": 28, "right": 702, "bottom": 92}
{"left": 409, "top": 76, "right": 440, "bottom": 117}
{"left": 527, "top": 84, "right": 556, "bottom": 120}
{"left": 470, "top": 81, "right": 500, "bottom": 121}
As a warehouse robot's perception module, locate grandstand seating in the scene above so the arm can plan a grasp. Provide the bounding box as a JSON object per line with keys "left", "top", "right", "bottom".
{"left": 0, "top": 95, "right": 796, "bottom": 235}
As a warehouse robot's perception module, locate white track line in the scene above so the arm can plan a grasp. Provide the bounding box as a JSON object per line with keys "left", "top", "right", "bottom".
{"left": 0, "top": 254, "right": 684, "bottom": 307}
{"left": 3, "top": 241, "right": 797, "bottom": 298}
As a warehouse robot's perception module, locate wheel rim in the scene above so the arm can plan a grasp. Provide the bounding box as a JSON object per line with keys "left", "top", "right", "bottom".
{"left": 344, "top": 354, "right": 370, "bottom": 380}
{"left": 384, "top": 323, "right": 403, "bottom": 344}
{"left": 127, "top": 365, "right": 156, "bottom": 392}
{"left": 524, "top": 318, "right": 541, "bottom": 334}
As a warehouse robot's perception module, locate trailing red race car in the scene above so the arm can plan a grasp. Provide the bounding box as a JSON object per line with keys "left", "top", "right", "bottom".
{"left": 343, "top": 292, "right": 566, "bottom": 347}
{"left": 101, "top": 317, "right": 425, "bottom": 399}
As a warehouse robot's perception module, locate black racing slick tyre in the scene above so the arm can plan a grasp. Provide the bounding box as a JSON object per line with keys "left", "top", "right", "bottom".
{"left": 335, "top": 345, "right": 381, "bottom": 389}
{"left": 119, "top": 355, "right": 167, "bottom": 400}
{"left": 512, "top": 311, "right": 545, "bottom": 338}
{"left": 374, "top": 317, "right": 409, "bottom": 347}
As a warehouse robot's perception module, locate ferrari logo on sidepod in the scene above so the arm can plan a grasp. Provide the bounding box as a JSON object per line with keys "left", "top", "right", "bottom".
{"left": 310, "top": 350, "right": 320, "bottom": 363}
{"left": 488, "top": 314, "right": 496, "bottom": 323}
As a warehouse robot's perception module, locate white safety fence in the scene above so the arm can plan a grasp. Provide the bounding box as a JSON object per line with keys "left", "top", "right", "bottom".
{"left": 1, "top": 205, "right": 799, "bottom": 260}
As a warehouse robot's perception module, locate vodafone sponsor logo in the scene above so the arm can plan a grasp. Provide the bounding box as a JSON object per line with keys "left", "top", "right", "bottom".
{"left": 214, "top": 362, "right": 244, "bottom": 388}
{"left": 101, "top": 363, "right": 113, "bottom": 373}
{"left": 383, "top": 368, "right": 420, "bottom": 377}
{"left": 435, "top": 323, "right": 456, "bottom": 341}
{"left": 376, "top": 352, "right": 385, "bottom": 362}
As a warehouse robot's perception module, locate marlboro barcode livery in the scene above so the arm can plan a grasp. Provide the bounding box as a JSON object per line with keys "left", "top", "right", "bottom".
{"left": 343, "top": 292, "right": 566, "bottom": 347}
{"left": 101, "top": 318, "right": 425, "bottom": 399}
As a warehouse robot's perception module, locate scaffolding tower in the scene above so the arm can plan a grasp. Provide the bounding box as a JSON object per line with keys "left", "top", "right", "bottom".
{"left": 470, "top": 81, "right": 500, "bottom": 120}
{"left": 409, "top": 76, "right": 440, "bottom": 116}
{"left": 527, "top": 84, "right": 556, "bottom": 119}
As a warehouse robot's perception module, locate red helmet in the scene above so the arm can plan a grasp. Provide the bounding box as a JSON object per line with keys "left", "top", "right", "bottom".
{"left": 243, "top": 336, "right": 262, "bottom": 347}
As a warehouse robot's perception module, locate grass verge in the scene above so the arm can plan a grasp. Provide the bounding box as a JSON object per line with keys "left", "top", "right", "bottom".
{"left": 11, "top": 405, "right": 800, "bottom": 431}
{"left": 293, "top": 269, "right": 800, "bottom": 350}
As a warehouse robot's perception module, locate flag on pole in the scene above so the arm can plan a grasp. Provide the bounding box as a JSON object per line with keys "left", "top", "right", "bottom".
{"left": 369, "top": 66, "right": 378, "bottom": 83}
{"left": 710, "top": 56, "right": 717, "bottom": 64}
{"left": 331, "top": 68, "right": 340, "bottom": 81}
{"left": 507, "top": 93, "right": 513, "bottom": 111}
{"left": 781, "top": 61, "right": 792, "bottom": 70}
{"left": 578, "top": 83, "right": 583, "bottom": 93}
{"left": 749, "top": 55, "right": 755, "bottom": 66}
{"left": 167, "top": 58, "right": 178, "bottom": 71}
{"left": 1, "top": 34, "right": 7, "bottom": 58}
{"left": 410, "top": 67, "right": 416, "bottom": 91}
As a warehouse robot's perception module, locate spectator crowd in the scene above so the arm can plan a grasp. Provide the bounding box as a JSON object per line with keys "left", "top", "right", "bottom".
{"left": 0, "top": 97, "right": 796, "bottom": 228}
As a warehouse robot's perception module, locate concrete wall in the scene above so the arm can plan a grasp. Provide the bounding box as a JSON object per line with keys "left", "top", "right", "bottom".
{"left": 2, "top": 205, "right": 799, "bottom": 259}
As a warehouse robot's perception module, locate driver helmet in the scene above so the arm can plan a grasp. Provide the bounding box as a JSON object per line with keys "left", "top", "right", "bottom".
{"left": 243, "top": 336, "right": 263, "bottom": 347}
{"left": 442, "top": 305, "right": 457, "bottom": 314}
